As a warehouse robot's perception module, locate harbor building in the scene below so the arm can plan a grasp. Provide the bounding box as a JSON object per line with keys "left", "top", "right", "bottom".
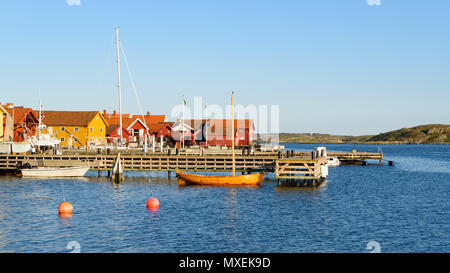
{"left": 40, "top": 111, "right": 108, "bottom": 148}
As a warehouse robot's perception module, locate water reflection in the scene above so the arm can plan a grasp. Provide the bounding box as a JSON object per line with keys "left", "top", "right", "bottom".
{"left": 147, "top": 209, "right": 160, "bottom": 220}
{"left": 275, "top": 180, "right": 328, "bottom": 192}
{"left": 58, "top": 214, "right": 73, "bottom": 226}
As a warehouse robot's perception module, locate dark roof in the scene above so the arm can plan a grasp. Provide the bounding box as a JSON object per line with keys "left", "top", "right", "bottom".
{"left": 41, "top": 111, "right": 100, "bottom": 126}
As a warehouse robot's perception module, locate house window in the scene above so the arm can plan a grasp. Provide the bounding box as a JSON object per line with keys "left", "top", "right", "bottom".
{"left": 74, "top": 127, "right": 79, "bottom": 132}
{"left": 60, "top": 137, "right": 65, "bottom": 142}
{"left": 61, "top": 126, "right": 65, "bottom": 132}
{"left": 90, "top": 127, "right": 93, "bottom": 133}
{"left": 100, "top": 127, "right": 103, "bottom": 133}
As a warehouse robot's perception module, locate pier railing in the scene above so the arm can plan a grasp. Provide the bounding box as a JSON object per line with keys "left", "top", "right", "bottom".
{"left": 275, "top": 156, "right": 326, "bottom": 180}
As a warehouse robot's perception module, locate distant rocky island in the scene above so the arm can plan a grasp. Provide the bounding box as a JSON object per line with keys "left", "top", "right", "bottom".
{"left": 259, "top": 124, "right": 450, "bottom": 144}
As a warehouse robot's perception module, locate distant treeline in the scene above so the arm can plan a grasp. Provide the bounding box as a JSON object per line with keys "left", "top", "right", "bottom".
{"left": 258, "top": 124, "right": 450, "bottom": 144}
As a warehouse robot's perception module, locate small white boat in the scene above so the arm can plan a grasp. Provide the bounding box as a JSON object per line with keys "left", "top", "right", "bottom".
{"left": 326, "top": 157, "right": 340, "bottom": 167}
{"left": 21, "top": 166, "right": 90, "bottom": 177}
{"left": 259, "top": 144, "right": 285, "bottom": 152}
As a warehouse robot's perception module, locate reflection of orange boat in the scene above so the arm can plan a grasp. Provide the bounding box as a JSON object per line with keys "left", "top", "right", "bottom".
{"left": 176, "top": 171, "right": 264, "bottom": 186}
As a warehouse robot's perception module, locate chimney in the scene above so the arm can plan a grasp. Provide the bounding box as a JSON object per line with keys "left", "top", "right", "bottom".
{"left": 146, "top": 111, "right": 150, "bottom": 116}
{"left": 103, "top": 110, "right": 107, "bottom": 116}
{"left": 113, "top": 110, "right": 117, "bottom": 115}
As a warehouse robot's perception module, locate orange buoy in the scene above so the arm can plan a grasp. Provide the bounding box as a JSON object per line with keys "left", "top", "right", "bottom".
{"left": 58, "top": 213, "right": 73, "bottom": 218}
{"left": 146, "top": 198, "right": 159, "bottom": 209}
{"left": 58, "top": 201, "right": 73, "bottom": 214}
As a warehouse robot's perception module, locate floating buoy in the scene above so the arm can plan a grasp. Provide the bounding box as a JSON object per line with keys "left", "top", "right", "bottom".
{"left": 58, "top": 201, "right": 73, "bottom": 214}
{"left": 146, "top": 198, "right": 159, "bottom": 209}
{"left": 58, "top": 213, "right": 73, "bottom": 218}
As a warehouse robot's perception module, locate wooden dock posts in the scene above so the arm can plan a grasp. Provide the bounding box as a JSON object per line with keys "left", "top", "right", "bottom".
{"left": 110, "top": 153, "right": 124, "bottom": 183}
{"left": 275, "top": 155, "right": 327, "bottom": 187}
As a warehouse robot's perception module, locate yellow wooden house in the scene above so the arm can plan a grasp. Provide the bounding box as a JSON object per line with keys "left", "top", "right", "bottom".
{"left": 40, "top": 111, "right": 108, "bottom": 148}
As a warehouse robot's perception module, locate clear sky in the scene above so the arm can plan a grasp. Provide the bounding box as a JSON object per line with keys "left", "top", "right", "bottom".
{"left": 1, "top": 0, "right": 449, "bottom": 135}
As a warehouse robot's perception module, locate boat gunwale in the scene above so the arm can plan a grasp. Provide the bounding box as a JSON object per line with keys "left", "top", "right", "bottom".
{"left": 176, "top": 170, "right": 264, "bottom": 186}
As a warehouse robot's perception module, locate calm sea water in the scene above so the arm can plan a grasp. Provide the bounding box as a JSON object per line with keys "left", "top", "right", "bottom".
{"left": 0, "top": 143, "right": 448, "bottom": 253}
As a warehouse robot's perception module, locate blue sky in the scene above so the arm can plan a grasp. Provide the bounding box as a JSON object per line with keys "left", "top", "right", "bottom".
{"left": 0, "top": 0, "right": 449, "bottom": 135}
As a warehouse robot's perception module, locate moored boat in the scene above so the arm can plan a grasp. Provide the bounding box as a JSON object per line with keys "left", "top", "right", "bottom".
{"left": 326, "top": 157, "right": 340, "bottom": 167}
{"left": 21, "top": 166, "right": 90, "bottom": 177}
{"left": 176, "top": 171, "right": 264, "bottom": 186}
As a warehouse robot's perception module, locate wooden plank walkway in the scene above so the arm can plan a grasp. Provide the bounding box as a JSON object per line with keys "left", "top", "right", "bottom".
{"left": 327, "top": 151, "right": 383, "bottom": 164}
{"left": 0, "top": 149, "right": 384, "bottom": 187}
{"left": 0, "top": 154, "right": 278, "bottom": 172}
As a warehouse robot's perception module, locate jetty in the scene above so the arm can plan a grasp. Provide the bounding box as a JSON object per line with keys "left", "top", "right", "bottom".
{"left": 327, "top": 150, "right": 383, "bottom": 165}
{"left": 0, "top": 149, "right": 385, "bottom": 187}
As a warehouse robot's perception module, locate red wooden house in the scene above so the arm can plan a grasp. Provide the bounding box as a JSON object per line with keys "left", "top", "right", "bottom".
{"left": 103, "top": 110, "right": 150, "bottom": 144}
{"left": 1, "top": 103, "right": 39, "bottom": 142}
{"left": 171, "top": 119, "right": 255, "bottom": 147}
{"left": 206, "top": 119, "right": 255, "bottom": 146}
{"left": 148, "top": 122, "right": 173, "bottom": 139}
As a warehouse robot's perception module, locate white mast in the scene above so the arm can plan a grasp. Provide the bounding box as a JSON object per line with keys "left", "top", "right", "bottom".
{"left": 115, "top": 27, "right": 123, "bottom": 146}
{"left": 38, "top": 98, "right": 42, "bottom": 138}
{"left": 204, "top": 103, "right": 208, "bottom": 146}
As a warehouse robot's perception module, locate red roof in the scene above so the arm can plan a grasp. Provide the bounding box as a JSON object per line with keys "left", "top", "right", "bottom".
{"left": 1, "top": 105, "right": 38, "bottom": 125}
{"left": 102, "top": 111, "right": 165, "bottom": 128}
{"left": 135, "top": 115, "right": 166, "bottom": 126}
{"left": 147, "top": 122, "right": 172, "bottom": 134}
{"left": 104, "top": 116, "right": 145, "bottom": 130}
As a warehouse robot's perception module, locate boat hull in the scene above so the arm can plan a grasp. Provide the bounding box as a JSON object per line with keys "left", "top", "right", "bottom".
{"left": 21, "top": 166, "right": 90, "bottom": 177}
{"left": 326, "top": 157, "right": 341, "bottom": 167}
{"left": 176, "top": 171, "right": 264, "bottom": 186}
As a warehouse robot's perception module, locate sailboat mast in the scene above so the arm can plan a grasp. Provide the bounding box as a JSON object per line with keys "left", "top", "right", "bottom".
{"left": 38, "top": 99, "right": 42, "bottom": 138}
{"left": 231, "top": 91, "right": 235, "bottom": 176}
{"left": 115, "top": 27, "right": 123, "bottom": 146}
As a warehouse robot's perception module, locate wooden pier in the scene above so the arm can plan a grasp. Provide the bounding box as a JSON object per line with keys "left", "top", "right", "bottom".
{"left": 327, "top": 150, "right": 383, "bottom": 165}
{"left": 0, "top": 154, "right": 278, "bottom": 172}
{"left": 0, "top": 149, "right": 385, "bottom": 187}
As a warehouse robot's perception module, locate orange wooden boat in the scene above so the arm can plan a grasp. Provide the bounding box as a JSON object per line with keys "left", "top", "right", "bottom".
{"left": 176, "top": 171, "right": 264, "bottom": 186}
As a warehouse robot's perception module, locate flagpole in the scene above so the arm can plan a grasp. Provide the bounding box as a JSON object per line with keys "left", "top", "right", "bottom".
{"left": 204, "top": 103, "right": 208, "bottom": 147}
{"left": 182, "top": 95, "right": 185, "bottom": 149}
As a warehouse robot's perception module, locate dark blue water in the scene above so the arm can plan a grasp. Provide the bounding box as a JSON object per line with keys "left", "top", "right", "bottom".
{"left": 0, "top": 143, "right": 448, "bottom": 253}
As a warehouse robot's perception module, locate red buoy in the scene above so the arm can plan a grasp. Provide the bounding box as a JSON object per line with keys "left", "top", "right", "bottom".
{"left": 146, "top": 198, "right": 159, "bottom": 209}
{"left": 58, "top": 201, "right": 73, "bottom": 214}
